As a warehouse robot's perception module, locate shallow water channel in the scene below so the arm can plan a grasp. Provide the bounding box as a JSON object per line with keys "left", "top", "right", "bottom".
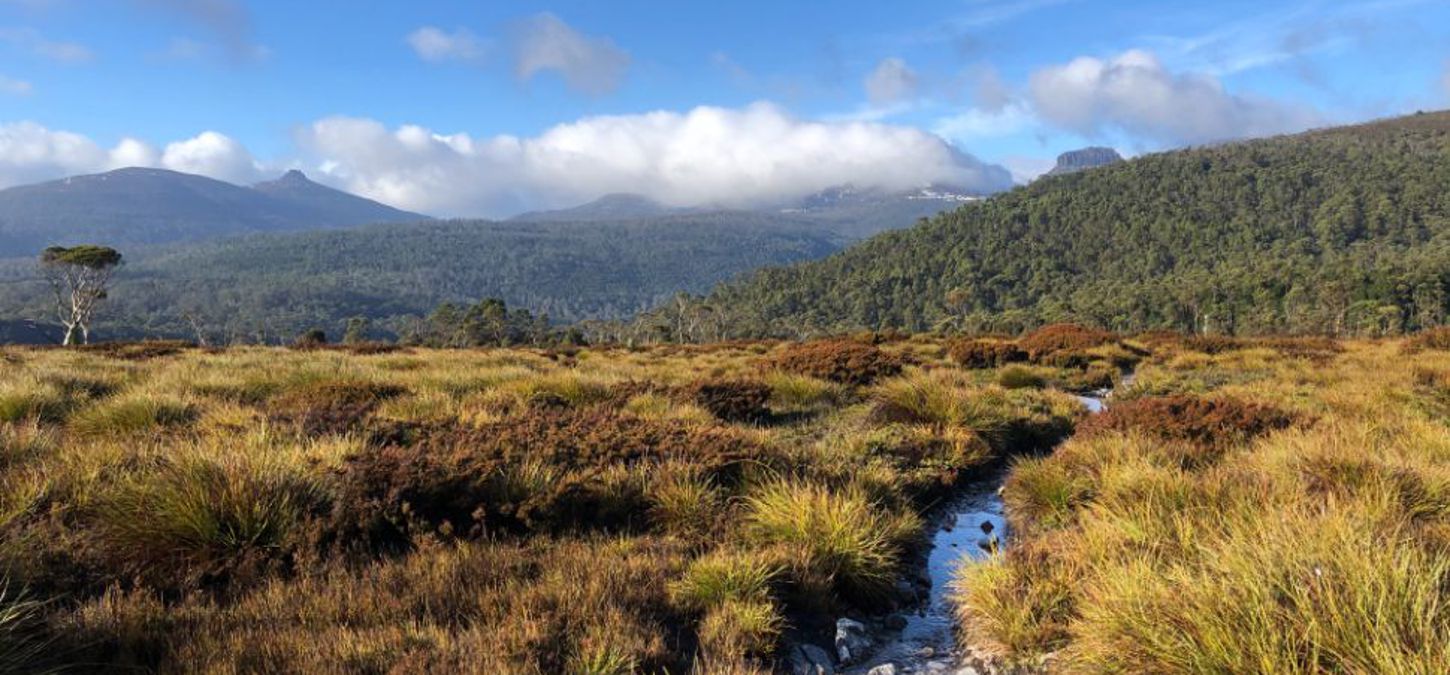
{"left": 843, "top": 388, "right": 1112, "bottom": 674}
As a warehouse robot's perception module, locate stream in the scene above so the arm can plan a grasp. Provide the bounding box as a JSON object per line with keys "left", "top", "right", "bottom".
{"left": 839, "top": 387, "right": 1114, "bottom": 675}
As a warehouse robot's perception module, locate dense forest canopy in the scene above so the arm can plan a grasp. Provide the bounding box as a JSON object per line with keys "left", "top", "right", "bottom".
{"left": 706, "top": 111, "right": 1450, "bottom": 337}
{"left": 0, "top": 215, "right": 843, "bottom": 343}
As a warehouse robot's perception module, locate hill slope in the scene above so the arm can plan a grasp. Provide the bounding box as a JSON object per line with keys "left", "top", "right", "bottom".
{"left": 708, "top": 112, "right": 1450, "bottom": 336}
{"left": 0, "top": 168, "right": 426, "bottom": 257}
{"left": 0, "top": 214, "right": 843, "bottom": 342}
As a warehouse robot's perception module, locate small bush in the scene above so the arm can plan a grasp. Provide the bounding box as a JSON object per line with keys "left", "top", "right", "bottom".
{"left": 996, "top": 366, "right": 1046, "bottom": 390}
{"left": 1403, "top": 327, "right": 1450, "bottom": 353}
{"left": 948, "top": 339, "right": 1027, "bottom": 369}
{"left": 327, "top": 411, "right": 772, "bottom": 549}
{"left": 1077, "top": 395, "right": 1297, "bottom": 451}
{"left": 764, "top": 340, "right": 904, "bottom": 386}
{"left": 267, "top": 380, "right": 404, "bottom": 436}
{"left": 77, "top": 340, "right": 192, "bottom": 360}
{"left": 1018, "top": 324, "right": 1115, "bottom": 364}
{"left": 685, "top": 379, "right": 772, "bottom": 423}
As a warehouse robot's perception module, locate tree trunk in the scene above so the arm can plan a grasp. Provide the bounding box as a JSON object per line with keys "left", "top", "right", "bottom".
{"left": 62, "top": 323, "right": 77, "bottom": 346}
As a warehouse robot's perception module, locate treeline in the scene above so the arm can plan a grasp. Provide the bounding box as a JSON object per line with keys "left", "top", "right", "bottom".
{"left": 702, "top": 111, "right": 1450, "bottom": 337}
{"left": 0, "top": 214, "right": 844, "bottom": 344}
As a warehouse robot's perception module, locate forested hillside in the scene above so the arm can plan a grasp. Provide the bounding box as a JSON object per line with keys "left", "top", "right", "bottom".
{"left": 0, "top": 215, "right": 841, "bottom": 342}
{"left": 708, "top": 112, "right": 1450, "bottom": 336}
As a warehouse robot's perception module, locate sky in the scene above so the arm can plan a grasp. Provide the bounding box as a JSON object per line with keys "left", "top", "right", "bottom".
{"left": 0, "top": 0, "right": 1447, "bottom": 217}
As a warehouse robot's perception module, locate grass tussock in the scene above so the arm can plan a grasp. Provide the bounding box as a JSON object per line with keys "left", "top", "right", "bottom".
{"left": 952, "top": 338, "right": 1450, "bottom": 673}
{"left": 1, "top": 336, "right": 1440, "bottom": 672}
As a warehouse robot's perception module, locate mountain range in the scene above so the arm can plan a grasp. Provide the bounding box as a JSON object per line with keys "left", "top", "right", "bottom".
{"left": 0, "top": 170, "right": 991, "bottom": 341}
{"left": 0, "top": 167, "right": 428, "bottom": 259}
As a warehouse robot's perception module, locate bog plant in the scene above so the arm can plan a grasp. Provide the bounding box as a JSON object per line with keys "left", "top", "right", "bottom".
{"left": 0, "top": 335, "right": 1441, "bottom": 672}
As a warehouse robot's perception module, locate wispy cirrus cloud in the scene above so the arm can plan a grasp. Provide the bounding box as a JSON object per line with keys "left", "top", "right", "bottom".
{"left": 512, "top": 13, "right": 629, "bottom": 96}
{"left": 407, "top": 26, "right": 488, "bottom": 64}
{"left": 0, "top": 26, "right": 91, "bottom": 63}
{"left": 0, "top": 74, "right": 32, "bottom": 95}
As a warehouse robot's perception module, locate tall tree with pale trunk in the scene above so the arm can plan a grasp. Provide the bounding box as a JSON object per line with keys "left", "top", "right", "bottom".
{"left": 39, "top": 245, "right": 123, "bottom": 346}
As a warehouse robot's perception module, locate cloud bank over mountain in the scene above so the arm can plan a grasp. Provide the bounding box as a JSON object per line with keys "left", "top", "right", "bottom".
{"left": 0, "top": 103, "right": 1013, "bottom": 217}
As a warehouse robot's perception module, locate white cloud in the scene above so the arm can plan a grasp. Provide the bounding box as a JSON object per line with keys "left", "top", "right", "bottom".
{"left": 108, "top": 137, "right": 158, "bottom": 168}
{"left": 160, "top": 131, "right": 261, "bottom": 184}
{"left": 1028, "top": 49, "right": 1321, "bottom": 145}
{"left": 865, "top": 57, "right": 919, "bottom": 104}
{"left": 0, "top": 122, "right": 267, "bottom": 189}
{"left": 0, "top": 74, "right": 32, "bottom": 95}
{"left": 513, "top": 13, "right": 629, "bottom": 95}
{"left": 0, "top": 121, "right": 113, "bottom": 187}
{"left": 0, "top": 27, "right": 92, "bottom": 63}
{"left": 297, "top": 103, "right": 1013, "bottom": 217}
{"left": 407, "top": 26, "right": 486, "bottom": 63}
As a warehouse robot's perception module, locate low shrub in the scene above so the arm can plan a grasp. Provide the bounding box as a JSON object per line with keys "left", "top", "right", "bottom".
{"left": 1076, "top": 395, "right": 1297, "bottom": 451}
{"left": 1018, "top": 324, "right": 1116, "bottom": 365}
{"left": 763, "top": 340, "right": 904, "bottom": 386}
{"left": 266, "top": 380, "right": 404, "bottom": 436}
{"left": 854, "top": 424, "right": 993, "bottom": 498}
{"left": 948, "top": 339, "right": 1027, "bottom": 369}
{"left": 327, "top": 411, "right": 772, "bottom": 549}
{"left": 685, "top": 379, "right": 773, "bottom": 423}
{"left": 77, "top": 340, "right": 193, "bottom": 361}
{"left": 1403, "top": 327, "right": 1450, "bottom": 353}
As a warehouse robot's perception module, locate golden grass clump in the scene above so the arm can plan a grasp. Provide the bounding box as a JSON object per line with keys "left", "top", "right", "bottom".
{"left": 951, "top": 338, "right": 1450, "bottom": 672}
{"left": 1, "top": 335, "right": 1442, "bottom": 672}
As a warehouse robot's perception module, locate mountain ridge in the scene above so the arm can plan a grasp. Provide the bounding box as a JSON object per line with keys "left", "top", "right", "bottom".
{"left": 0, "top": 167, "right": 428, "bottom": 258}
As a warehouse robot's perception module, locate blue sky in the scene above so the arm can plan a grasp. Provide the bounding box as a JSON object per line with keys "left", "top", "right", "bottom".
{"left": 0, "top": 0, "right": 1447, "bottom": 216}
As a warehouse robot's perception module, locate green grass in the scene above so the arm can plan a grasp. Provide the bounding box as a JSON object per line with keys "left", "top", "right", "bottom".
{"left": 742, "top": 480, "right": 915, "bottom": 603}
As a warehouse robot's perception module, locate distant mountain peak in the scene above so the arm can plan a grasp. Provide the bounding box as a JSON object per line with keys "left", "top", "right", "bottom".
{"left": 1046, "top": 147, "right": 1124, "bottom": 176}
{"left": 0, "top": 166, "right": 427, "bottom": 257}
{"left": 510, "top": 192, "right": 678, "bottom": 223}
